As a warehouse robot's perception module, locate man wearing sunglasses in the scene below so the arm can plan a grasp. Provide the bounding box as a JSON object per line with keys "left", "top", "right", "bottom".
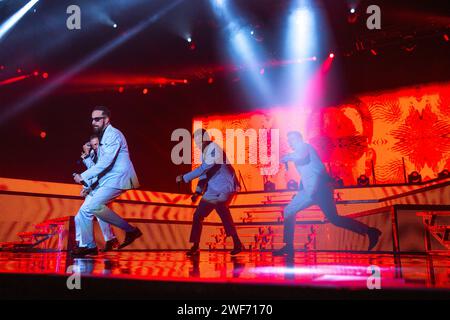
{"left": 72, "top": 106, "right": 142, "bottom": 257}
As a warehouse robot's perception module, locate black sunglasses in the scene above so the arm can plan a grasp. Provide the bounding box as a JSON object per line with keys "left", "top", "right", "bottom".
{"left": 91, "top": 117, "right": 105, "bottom": 122}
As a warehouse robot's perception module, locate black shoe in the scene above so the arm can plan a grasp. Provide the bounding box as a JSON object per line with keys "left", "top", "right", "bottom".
{"left": 118, "top": 227, "right": 143, "bottom": 249}
{"left": 273, "top": 245, "right": 294, "bottom": 256}
{"left": 71, "top": 246, "right": 98, "bottom": 257}
{"left": 367, "top": 228, "right": 382, "bottom": 251}
{"left": 101, "top": 238, "right": 119, "bottom": 252}
{"left": 186, "top": 246, "right": 200, "bottom": 257}
{"left": 230, "top": 244, "right": 243, "bottom": 256}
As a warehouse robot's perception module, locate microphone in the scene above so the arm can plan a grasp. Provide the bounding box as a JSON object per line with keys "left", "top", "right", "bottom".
{"left": 73, "top": 173, "right": 88, "bottom": 187}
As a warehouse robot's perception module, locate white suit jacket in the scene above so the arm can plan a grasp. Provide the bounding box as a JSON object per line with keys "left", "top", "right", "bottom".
{"left": 81, "top": 124, "right": 140, "bottom": 190}
{"left": 183, "top": 142, "right": 238, "bottom": 202}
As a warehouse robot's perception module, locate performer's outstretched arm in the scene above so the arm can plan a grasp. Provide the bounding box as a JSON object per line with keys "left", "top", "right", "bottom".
{"left": 282, "top": 146, "right": 309, "bottom": 164}
{"left": 183, "top": 163, "right": 214, "bottom": 183}
{"left": 182, "top": 145, "right": 220, "bottom": 183}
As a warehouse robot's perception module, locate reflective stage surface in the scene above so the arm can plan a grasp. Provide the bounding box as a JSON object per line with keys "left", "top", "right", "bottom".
{"left": 0, "top": 251, "right": 448, "bottom": 291}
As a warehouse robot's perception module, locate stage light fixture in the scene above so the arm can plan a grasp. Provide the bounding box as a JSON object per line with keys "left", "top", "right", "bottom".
{"left": 408, "top": 171, "right": 422, "bottom": 184}
{"left": 42, "top": 72, "right": 48, "bottom": 79}
{"left": 187, "top": 37, "right": 192, "bottom": 43}
{"left": 142, "top": 88, "right": 148, "bottom": 94}
{"left": 350, "top": 8, "right": 356, "bottom": 14}
{"left": 437, "top": 169, "right": 449, "bottom": 180}
{"left": 264, "top": 181, "right": 276, "bottom": 192}
{"left": 357, "top": 175, "right": 370, "bottom": 187}
{"left": 329, "top": 52, "right": 335, "bottom": 59}
{"left": 113, "top": 24, "right": 118, "bottom": 29}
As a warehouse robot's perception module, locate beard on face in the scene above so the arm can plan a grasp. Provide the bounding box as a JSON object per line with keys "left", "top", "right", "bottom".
{"left": 92, "top": 124, "right": 102, "bottom": 134}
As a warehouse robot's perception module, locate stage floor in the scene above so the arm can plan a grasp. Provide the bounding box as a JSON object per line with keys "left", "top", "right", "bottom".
{"left": 0, "top": 251, "right": 449, "bottom": 293}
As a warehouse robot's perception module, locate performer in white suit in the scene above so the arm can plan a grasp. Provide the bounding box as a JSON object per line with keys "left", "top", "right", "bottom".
{"left": 72, "top": 106, "right": 142, "bottom": 257}
{"left": 274, "top": 131, "right": 382, "bottom": 256}
{"left": 74, "top": 134, "right": 119, "bottom": 252}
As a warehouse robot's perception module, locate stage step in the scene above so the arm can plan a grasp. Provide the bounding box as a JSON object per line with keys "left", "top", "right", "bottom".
{"left": 0, "top": 217, "right": 70, "bottom": 252}
{"left": 417, "top": 211, "right": 450, "bottom": 250}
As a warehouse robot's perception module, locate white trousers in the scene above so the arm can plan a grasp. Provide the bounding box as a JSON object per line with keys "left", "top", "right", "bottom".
{"left": 75, "top": 186, "right": 134, "bottom": 248}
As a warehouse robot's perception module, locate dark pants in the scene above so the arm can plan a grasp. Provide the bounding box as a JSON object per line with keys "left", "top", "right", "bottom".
{"left": 283, "top": 175, "right": 370, "bottom": 245}
{"left": 189, "top": 199, "right": 240, "bottom": 245}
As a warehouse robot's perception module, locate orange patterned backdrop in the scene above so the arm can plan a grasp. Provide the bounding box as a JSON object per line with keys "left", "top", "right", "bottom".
{"left": 193, "top": 82, "right": 450, "bottom": 191}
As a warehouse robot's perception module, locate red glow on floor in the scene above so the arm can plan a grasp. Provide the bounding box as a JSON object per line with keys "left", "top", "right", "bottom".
{"left": 0, "top": 252, "right": 448, "bottom": 290}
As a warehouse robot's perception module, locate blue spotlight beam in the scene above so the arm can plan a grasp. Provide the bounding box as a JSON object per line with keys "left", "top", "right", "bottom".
{"left": 283, "top": 0, "right": 319, "bottom": 107}
{"left": 209, "top": 0, "right": 274, "bottom": 106}
{"left": 0, "top": 0, "right": 39, "bottom": 41}
{"left": 0, "top": 0, "right": 184, "bottom": 125}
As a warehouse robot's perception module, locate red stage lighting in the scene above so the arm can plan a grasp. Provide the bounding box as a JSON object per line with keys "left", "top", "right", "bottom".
{"left": 118, "top": 86, "right": 124, "bottom": 93}
{"left": 42, "top": 72, "right": 49, "bottom": 79}
{"left": 444, "top": 34, "right": 449, "bottom": 42}
{"left": 17, "top": 68, "right": 22, "bottom": 73}
{"left": 40, "top": 131, "right": 47, "bottom": 139}
{"left": 0, "top": 65, "right": 4, "bottom": 70}
{"left": 183, "top": 79, "right": 188, "bottom": 84}
{"left": 329, "top": 53, "right": 335, "bottom": 59}
{"left": 370, "top": 49, "right": 378, "bottom": 56}
{"left": 142, "top": 88, "right": 148, "bottom": 94}
{"left": 208, "top": 77, "right": 214, "bottom": 84}
{"left": 33, "top": 71, "right": 39, "bottom": 76}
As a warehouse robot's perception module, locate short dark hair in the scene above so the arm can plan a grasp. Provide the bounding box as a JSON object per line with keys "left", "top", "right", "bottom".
{"left": 92, "top": 106, "right": 111, "bottom": 118}
{"left": 193, "top": 128, "right": 210, "bottom": 141}
{"left": 89, "top": 134, "right": 99, "bottom": 141}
